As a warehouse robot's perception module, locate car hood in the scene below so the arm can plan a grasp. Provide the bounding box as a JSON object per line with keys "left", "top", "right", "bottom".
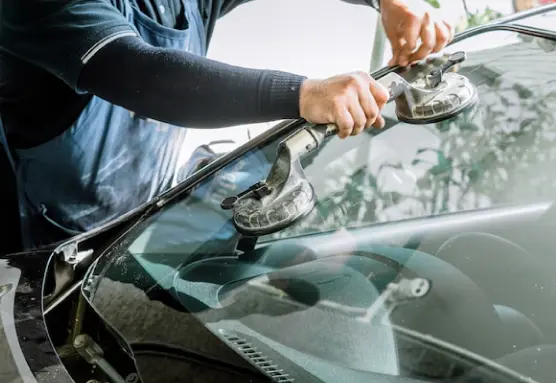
{"left": 0, "top": 250, "right": 74, "bottom": 383}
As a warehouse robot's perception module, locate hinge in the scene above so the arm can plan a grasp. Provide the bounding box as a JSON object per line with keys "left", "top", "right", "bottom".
{"left": 56, "top": 241, "right": 93, "bottom": 266}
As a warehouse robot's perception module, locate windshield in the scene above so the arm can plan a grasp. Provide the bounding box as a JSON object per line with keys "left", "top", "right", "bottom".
{"left": 83, "top": 30, "right": 556, "bottom": 383}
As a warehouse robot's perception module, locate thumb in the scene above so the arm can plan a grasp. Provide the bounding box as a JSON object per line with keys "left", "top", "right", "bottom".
{"left": 388, "top": 42, "right": 403, "bottom": 66}
{"left": 388, "top": 49, "right": 398, "bottom": 66}
{"left": 382, "top": 13, "right": 404, "bottom": 66}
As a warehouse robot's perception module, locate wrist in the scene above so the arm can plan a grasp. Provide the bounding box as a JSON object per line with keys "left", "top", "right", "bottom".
{"left": 299, "top": 78, "right": 320, "bottom": 120}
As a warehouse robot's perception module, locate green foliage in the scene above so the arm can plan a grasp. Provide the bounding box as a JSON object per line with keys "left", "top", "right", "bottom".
{"left": 465, "top": 7, "right": 504, "bottom": 28}
{"left": 424, "top": 0, "right": 440, "bottom": 8}
{"left": 424, "top": 0, "right": 504, "bottom": 30}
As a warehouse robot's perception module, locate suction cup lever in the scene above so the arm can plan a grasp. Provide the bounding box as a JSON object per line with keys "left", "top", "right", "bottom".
{"left": 426, "top": 51, "right": 467, "bottom": 89}
{"left": 221, "top": 181, "right": 272, "bottom": 210}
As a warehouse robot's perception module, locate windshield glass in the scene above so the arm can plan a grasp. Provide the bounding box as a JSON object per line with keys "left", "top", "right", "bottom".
{"left": 84, "top": 30, "right": 556, "bottom": 383}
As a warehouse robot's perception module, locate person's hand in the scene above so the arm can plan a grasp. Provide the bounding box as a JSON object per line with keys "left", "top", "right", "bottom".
{"left": 380, "top": 0, "right": 456, "bottom": 67}
{"left": 299, "top": 72, "right": 389, "bottom": 139}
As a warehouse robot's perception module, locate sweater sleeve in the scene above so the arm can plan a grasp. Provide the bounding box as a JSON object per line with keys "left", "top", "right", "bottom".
{"left": 0, "top": 0, "right": 138, "bottom": 92}
{"left": 78, "top": 35, "right": 307, "bottom": 128}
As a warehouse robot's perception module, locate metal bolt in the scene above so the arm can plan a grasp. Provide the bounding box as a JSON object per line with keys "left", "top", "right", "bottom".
{"left": 126, "top": 373, "right": 139, "bottom": 383}
{"left": 73, "top": 335, "right": 86, "bottom": 348}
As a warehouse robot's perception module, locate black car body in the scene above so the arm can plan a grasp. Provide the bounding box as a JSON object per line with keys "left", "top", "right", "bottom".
{"left": 4, "top": 5, "right": 556, "bottom": 383}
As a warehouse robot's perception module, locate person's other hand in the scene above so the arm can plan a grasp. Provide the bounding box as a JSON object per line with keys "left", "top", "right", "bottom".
{"left": 381, "top": 0, "right": 455, "bottom": 67}
{"left": 299, "top": 72, "right": 389, "bottom": 139}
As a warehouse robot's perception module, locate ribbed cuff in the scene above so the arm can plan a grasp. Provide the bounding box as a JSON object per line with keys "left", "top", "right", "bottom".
{"left": 259, "top": 71, "right": 307, "bottom": 119}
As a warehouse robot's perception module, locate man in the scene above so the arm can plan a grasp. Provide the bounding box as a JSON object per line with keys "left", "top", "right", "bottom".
{"left": 0, "top": 0, "right": 454, "bottom": 249}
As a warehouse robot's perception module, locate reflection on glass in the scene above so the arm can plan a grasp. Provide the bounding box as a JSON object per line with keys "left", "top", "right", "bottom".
{"left": 83, "top": 31, "right": 556, "bottom": 383}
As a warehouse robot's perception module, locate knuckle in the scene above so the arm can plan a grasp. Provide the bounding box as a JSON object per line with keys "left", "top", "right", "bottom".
{"left": 405, "top": 41, "right": 417, "bottom": 51}
{"left": 340, "top": 122, "right": 353, "bottom": 135}
{"left": 355, "top": 116, "right": 366, "bottom": 127}
{"left": 407, "top": 13, "right": 419, "bottom": 24}
{"left": 371, "top": 84, "right": 389, "bottom": 105}
{"left": 345, "top": 75, "right": 361, "bottom": 88}
{"left": 356, "top": 70, "right": 371, "bottom": 80}
{"left": 365, "top": 103, "right": 377, "bottom": 118}
{"left": 332, "top": 95, "right": 345, "bottom": 108}
{"left": 376, "top": 91, "right": 389, "bottom": 105}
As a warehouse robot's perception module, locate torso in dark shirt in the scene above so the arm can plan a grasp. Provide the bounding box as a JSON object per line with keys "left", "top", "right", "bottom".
{"left": 136, "top": 0, "right": 186, "bottom": 28}
{"left": 0, "top": 0, "right": 222, "bottom": 148}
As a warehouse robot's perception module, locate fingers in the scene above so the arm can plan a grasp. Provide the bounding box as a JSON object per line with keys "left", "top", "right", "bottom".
{"left": 384, "top": 4, "right": 456, "bottom": 67}
{"left": 388, "top": 38, "right": 405, "bottom": 66}
{"left": 444, "top": 21, "right": 455, "bottom": 44}
{"left": 433, "top": 19, "right": 450, "bottom": 53}
{"left": 369, "top": 79, "right": 389, "bottom": 110}
{"left": 408, "top": 12, "right": 436, "bottom": 63}
{"left": 372, "top": 115, "right": 386, "bottom": 129}
{"left": 388, "top": 40, "right": 402, "bottom": 67}
{"left": 357, "top": 87, "right": 377, "bottom": 131}
{"left": 399, "top": 14, "right": 421, "bottom": 66}
{"left": 336, "top": 106, "right": 355, "bottom": 139}
{"left": 298, "top": 72, "right": 388, "bottom": 139}
{"left": 369, "top": 80, "right": 387, "bottom": 129}
{"left": 384, "top": 22, "right": 404, "bottom": 67}
{"left": 334, "top": 72, "right": 387, "bottom": 139}
{"left": 348, "top": 104, "right": 368, "bottom": 136}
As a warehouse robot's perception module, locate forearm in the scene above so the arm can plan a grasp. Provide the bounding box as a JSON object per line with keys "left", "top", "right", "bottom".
{"left": 78, "top": 36, "right": 306, "bottom": 128}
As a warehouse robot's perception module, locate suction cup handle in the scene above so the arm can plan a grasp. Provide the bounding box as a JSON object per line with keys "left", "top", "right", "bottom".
{"left": 426, "top": 51, "right": 467, "bottom": 88}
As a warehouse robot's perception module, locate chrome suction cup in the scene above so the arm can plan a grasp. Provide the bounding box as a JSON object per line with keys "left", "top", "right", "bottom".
{"left": 222, "top": 51, "right": 479, "bottom": 237}
{"left": 387, "top": 51, "right": 479, "bottom": 124}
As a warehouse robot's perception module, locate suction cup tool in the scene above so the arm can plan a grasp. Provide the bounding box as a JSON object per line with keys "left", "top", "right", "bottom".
{"left": 220, "top": 127, "right": 328, "bottom": 237}
{"left": 393, "top": 51, "right": 479, "bottom": 124}
{"left": 222, "top": 52, "right": 479, "bottom": 237}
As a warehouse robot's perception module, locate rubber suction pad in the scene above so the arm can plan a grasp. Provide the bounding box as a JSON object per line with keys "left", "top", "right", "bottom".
{"left": 395, "top": 72, "right": 479, "bottom": 125}
{"left": 232, "top": 176, "right": 316, "bottom": 237}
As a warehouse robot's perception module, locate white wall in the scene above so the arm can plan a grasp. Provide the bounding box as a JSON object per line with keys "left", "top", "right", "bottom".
{"left": 181, "top": 0, "right": 380, "bottom": 153}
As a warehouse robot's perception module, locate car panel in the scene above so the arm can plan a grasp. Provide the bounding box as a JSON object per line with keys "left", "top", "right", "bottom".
{"left": 0, "top": 250, "right": 74, "bottom": 383}
{"left": 0, "top": 265, "right": 26, "bottom": 383}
